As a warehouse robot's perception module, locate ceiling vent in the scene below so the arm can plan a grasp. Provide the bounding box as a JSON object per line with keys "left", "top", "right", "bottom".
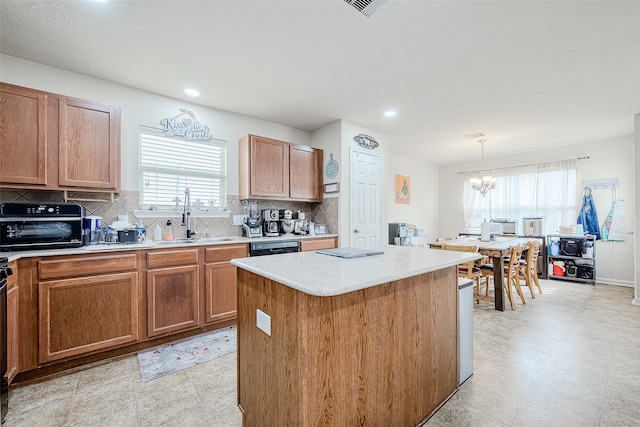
{"left": 344, "top": 0, "right": 388, "bottom": 17}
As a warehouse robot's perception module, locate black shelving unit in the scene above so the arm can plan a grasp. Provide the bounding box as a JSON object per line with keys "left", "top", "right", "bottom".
{"left": 547, "top": 234, "right": 596, "bottom": 285}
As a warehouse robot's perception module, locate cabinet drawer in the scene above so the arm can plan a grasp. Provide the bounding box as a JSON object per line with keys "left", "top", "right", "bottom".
{"left": 300, "top": 238, "right": 337, "bottom": 252}
{"left": 205, "top": 244, "right": 248, "bottom": 263}
{"left": 39, "top": 254, "right": 137, "bottom": 280}
{"left": 146, "top": 249, "right": 199, "bottom": 269}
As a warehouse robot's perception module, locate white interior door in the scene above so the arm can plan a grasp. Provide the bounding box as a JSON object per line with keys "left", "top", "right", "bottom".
{"left": 350, "top": 148, "right": 383, "bottom": 249}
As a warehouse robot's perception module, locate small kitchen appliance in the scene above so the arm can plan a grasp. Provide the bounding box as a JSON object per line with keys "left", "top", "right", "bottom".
{"left": 491, "top": 218, "right": 516, "bottom": 234}
{"left": 523, "top": 217, "right": 545, "bottom": 236}
{"left": 0, "top": 203, "right": 84, "bottom": 251}
{"left": 280, "top": 209, "right": 294, "bottom": 235}
{"left": 242, "top": 201, "right": 262, "bottom": 238}
{"left": 293, "top": 211, "right": 309, "bottom": 235}
{"left": 262, "top": 209, "right": 280, "bottom": 237}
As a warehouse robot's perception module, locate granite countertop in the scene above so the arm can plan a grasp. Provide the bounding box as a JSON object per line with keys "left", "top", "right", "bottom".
{"left": 231, "top": 244, "right": 481, "bottom": 297}
{"left": 1, "top": 234, "right": 338, "bottom": 262}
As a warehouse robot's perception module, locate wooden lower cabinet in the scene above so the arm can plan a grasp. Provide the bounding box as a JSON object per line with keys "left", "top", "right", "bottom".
{"left": 146, "top": 265, "right": 200, "bottom": 337}
{"left": 204, "top": 244, "right": 247, "bottom": 324}
{"left": 39, "top": 271, "right": 139, "bottom": 363}
{"left": 300, "top": 236, "right": 338, "bottom": 252}
{"left": 6, "top": 261, "right": 19, "bottom": 384}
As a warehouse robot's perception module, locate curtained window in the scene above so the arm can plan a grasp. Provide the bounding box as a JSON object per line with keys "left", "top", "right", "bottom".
{"left": 463, "top": 159, "right": 577, "bottom": 235}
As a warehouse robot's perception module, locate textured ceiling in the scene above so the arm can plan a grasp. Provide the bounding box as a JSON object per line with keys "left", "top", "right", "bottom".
{"left": 2, "top": 1, "right": 640, "bottom": 164}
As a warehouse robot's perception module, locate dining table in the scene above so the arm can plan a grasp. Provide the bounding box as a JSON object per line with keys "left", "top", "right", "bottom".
{"left": 428, "top": 237, "right": 535, "bottom": 311}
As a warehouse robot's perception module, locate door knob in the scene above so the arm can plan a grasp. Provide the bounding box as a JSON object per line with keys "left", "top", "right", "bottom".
{"left": 354, "top": 229, "right": 360, "bottom": 233}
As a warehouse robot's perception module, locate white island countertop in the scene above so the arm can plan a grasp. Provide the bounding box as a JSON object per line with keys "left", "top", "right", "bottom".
{"left": 231, "top": 245, "right": 481, "bottom": 297}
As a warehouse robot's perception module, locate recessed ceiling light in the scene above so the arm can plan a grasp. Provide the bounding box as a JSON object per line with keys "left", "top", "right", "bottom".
{"left": 184, "top": 88, "right": 200, "bottom": 97}
{"left": 384, "top": 110, "right": 397, "bottom": 117}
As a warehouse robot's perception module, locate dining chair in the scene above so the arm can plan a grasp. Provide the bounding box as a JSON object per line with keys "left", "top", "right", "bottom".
{"left": 441, "top": 244, "right": 483, "bottom": 301}
{"left": 518, "top": 240, "right": 542, "bottom": 298}
{"left": 479, "top": 244, "right": 526, "bottom": 310}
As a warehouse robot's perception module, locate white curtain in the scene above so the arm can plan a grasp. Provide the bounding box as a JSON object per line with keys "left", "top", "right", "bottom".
{"left": 462, "top": 159, "right": 577, "bottom": 235}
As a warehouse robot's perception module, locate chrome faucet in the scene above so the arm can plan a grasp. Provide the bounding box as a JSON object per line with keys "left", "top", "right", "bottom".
{"left": 181, "top": 188, "right": 196, "bottom": 239}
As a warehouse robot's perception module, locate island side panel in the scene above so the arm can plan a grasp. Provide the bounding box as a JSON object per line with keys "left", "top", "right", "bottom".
{"left": 237, "top": 269, "right": 303, "bottom": 426}
{"left": 237, "top": 266, "right": 459, "bottom": 426}
{"left": 300, "top": 266, "right": 459, "bottom": 426}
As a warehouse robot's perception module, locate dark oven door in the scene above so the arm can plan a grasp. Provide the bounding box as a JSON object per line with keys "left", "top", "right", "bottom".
{"left": 0, "top": 218, "right": 83, "bottom": 251}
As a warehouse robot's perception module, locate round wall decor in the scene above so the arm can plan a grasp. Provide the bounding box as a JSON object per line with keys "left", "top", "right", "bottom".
{"left": 325, "top": 153, "right": 339, "bottom": 179}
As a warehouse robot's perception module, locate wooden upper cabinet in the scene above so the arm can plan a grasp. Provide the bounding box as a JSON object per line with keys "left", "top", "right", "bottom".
{"left": 0, "top": 83, "right": 121, "bottom": 192}
{"left": 239, "top": 134, "right": 323, "bottom": 202}
{"left": 289, "top": 144, "right": 322, "bottom": 201}
{"left": 58, "top": 97, "right": 120, "bottom": 190}
{"left": 0, "top": 83, "right": 48, "bottom": 186}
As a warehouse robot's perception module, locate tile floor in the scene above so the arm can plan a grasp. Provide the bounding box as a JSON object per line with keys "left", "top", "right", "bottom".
{"left": 5, "top": 280, "right": 640, "bottom": 426}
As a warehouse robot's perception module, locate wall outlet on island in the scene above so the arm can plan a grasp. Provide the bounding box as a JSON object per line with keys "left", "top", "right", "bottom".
{"left": 233, "top": 214, "right": 246, "bottom": 226}
{"left": 256, "top": 309, "right": 271, "bottom": 336}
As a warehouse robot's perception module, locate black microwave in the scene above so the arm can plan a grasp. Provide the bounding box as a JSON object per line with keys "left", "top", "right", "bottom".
{"left": 0, "top": 203, "right": 84, "bottom": 251}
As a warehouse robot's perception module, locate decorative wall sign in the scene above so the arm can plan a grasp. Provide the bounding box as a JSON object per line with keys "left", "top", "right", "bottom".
{"left": 395, "top": 174, "right": 410, "bottom": 204}
{"left": 324, "top": 182, "right": 340, "bottom": 193}
{"left": 161, "top": 108, "right": 212, "bottom": 140}
{"left": 325, "top": 153, "right": 339, "bottom": 179}
{"left": 353, "top": 134, "right": 379, "bottom": 150}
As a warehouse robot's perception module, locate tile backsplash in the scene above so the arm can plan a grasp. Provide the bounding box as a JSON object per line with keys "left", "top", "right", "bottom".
{"left": 0, "top": 189, "right": 339, "bottom": 239}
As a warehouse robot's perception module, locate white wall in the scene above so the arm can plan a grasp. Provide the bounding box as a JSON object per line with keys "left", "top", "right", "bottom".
{"left": 387, "top": 153, "right": 439, "bottom": 245}
{"left": 634, "top": 113, "right": 639, "bottom": 303}
{"left": 0, "top": 54, "right": 311, "bottom": 194}
{"left": 439, "top": 135, "right": 635, "bottom": 287}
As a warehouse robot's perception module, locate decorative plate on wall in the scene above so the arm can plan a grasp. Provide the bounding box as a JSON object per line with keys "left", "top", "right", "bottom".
{"left": 325, "top": 153, "right": 339, "bottom": 179}
{"left": 353, "top": 134, "right": 379, "bottom": 150}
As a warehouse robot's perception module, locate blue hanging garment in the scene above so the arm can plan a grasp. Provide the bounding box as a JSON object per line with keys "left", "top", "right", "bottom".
{"left": 576, "top": 187, "right": 600, "bottom": 240}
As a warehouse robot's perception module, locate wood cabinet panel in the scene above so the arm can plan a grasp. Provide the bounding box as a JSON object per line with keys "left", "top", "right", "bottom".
{"left": 38, "top": 253, "right": 137, "bottom": 280}
{"left": 147, "top": 265, "right": 200, "bottom": 337}
{"left": 0, "top": 83, "right": 47, "bottom": 185}
{"left": 6, "top": 285, "right": 19, "bottom": 383}
{"left": 289, "top": 144, "right": 323, "bottom": 202}
{"left": 205, "top": 262, "right": 238, "bottom": 323}
{"left": 58, "top": 97, "right": 120, "bottom": 190}
{"left": 300, "top": 237, "right": 338, "bottom": 252}
{"left": 205, "top": 244, "right": 247, "bottom": 263}
{"left": 39, "top": 272, "right": 139, "bottom": 362}
{"left": 249, "top": 135, "right": 289, "bottom": 199}
{"left": 146, "top": 249, "right": 199, "bottom": 269}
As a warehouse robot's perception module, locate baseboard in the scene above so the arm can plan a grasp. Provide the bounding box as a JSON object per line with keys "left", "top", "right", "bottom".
{"left": 632, "top": 298, "right": 640, "bottom": 306}
{"left": 594, "top": 277, "right": 634, "bottom": 287}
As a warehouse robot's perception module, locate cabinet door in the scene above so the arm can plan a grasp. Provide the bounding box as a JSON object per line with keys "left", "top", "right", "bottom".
{"left": 205, "top": 262, "right": 238, "bottom": 323}
{"left": 290, "top": 145, "right": 323, "bottom": 202}
{"left": 39, "top": 272, "right": 139, "bottom": 363}
{"left": 58, "top": 97, "right": 120, "bottom": 190}
{"left": 0, "top": 84, "right": 48, "bottom": 185}
{"left": 147, "top": 265, "right": 200, "bottom": 337}
{"left": 249, "top": 135, "right": 289, "bottom": 199}
{"left": 6, "top": 285, "right": 19, "bottom": 383}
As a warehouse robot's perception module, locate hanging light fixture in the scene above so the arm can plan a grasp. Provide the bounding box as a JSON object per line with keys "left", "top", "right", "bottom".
{"left": 470, "top": 139, "right": 496, "bottom": 196}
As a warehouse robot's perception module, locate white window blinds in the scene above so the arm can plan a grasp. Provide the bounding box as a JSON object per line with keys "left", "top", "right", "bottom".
{"left": 139, "top": 126, "right": 226, "bottom": 210}
{"left": 463, "top": 160, "right": 577, "bottom": 235}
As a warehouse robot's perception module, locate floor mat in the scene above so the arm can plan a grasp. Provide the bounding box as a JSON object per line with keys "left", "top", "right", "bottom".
{"left": 137, "top": 325, "right": 236, "bottom": 382}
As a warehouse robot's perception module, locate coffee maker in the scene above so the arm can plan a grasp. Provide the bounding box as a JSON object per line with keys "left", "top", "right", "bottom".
{"left": 262, "top": 209, "right": 280, "bottom": 237}
{"left": 293, "top": 211, "right": 309, "bottom": 235}
{"left": 242, "top": 201, "right": 262, "bottom": 238}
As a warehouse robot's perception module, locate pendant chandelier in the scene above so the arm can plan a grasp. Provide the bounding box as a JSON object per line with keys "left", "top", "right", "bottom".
{"left": 470, "top": 139, "right": 496, "bottom": 196}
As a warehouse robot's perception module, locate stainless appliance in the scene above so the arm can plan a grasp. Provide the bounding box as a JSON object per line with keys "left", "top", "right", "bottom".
{"left": 280, "top": 209, "right": 294, "bottom": 235}
{"left": 249, "top": 240, "right": 300, "bottom": 256}
{"left": 293, "top": 211, "right": 308, "bottom": 235}
{"left": 262, "top": 209, "right": 280, "bottom": 237}
{"left": 389, "top": 223, "right": 411, "bottom": 246}
{"left": 523, "top": 217, "right": 545, "bottom": 236}
{"left": 491, "top": 218, "right": 516, "bottom": 234}
{"left": 0, "top": 203, "right": 84, "bottom": 251}
{"left": 0, "top": 257, "right": 11, "bottom": 422}
{"left": 242, "top": 201, "right": 262, "bottom": 238}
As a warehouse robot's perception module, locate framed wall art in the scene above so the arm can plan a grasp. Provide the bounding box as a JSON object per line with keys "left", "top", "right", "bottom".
{"left": 395, "top": 174, "right": 410, "bottom": 204}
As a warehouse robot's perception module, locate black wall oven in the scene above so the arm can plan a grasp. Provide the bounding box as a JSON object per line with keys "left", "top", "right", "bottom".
{"left": 0, "top": 203, "right": 84, "bottom": 251}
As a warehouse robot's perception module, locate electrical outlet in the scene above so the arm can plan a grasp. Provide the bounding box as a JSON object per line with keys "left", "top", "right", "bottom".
{"left": 256, "top": 309, "right": 271, "bottom": 336}
{"left": 233, "top": 214, "right": 246, "bottom": 226}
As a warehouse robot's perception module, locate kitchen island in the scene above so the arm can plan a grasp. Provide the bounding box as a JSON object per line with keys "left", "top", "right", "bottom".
{"left": 231, "top": 245, "right": 480, "bottom": 426}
